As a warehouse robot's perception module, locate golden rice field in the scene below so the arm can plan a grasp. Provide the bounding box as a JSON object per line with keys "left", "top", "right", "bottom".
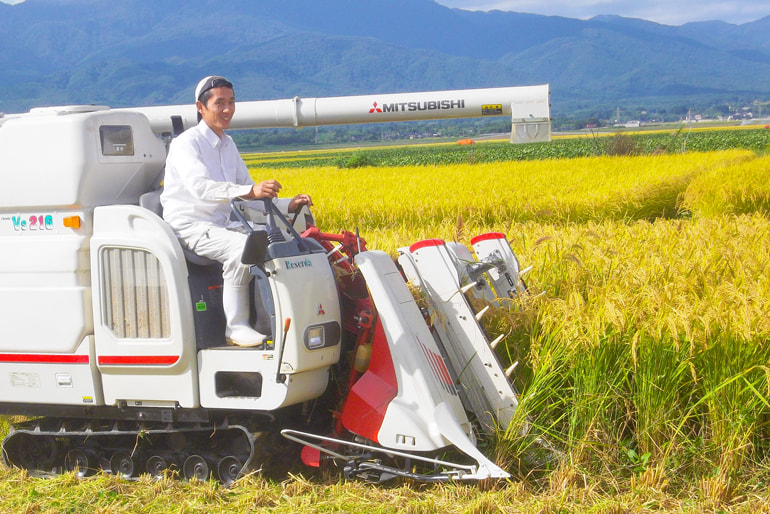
{"left": 3, "top": 145, "right": 770, "bottom": 512}
{"left": 267, "top": 149, "right": 763, "bottom": 249}
{"left": 269, "top": 147, "right": 770, "bottom": 510}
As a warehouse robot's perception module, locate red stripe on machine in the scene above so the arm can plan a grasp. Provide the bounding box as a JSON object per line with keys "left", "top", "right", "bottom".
{"left": 0, "top": 353, "right": 90, "bottom": 364}
{"left": 409, "top": 238, "right": 445, "bottom": 253}
{"left": 470, "top": 232, "right": 506, "bottom": 245}
{"left": 98, "top": 355, "right": 180, "bottom": 365}
{"left": 418, "top": 341, "right": 457, "bottom": 396}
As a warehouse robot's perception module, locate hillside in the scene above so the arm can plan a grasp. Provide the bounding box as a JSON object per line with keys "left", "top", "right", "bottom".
{"left": 1, "top": 0, "right": 769, "bottom": 117}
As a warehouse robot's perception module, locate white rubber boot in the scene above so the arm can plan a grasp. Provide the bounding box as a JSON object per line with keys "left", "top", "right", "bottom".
{"left": 223, "top": 284, "right": 268, "bottom": 347}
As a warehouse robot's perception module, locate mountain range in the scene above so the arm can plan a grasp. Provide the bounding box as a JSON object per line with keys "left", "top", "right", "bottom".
{"left": 1, "top": 0, "right": 770, "bottom": 118}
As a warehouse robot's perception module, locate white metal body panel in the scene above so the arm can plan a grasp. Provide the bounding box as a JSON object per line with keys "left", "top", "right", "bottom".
{"left": 444, "top": 241, "right": 498, "bottom": 304}
{"left": 471, "top": 232, "right": 526, "bottom": 299}
{"left": 264, "top": 251, "right": 342, "bottom": 375}
{"left": 510, "top": 92, "right": 551, "bottom": 143}
{"left": 0, "top": 110, "right": 165, "bottom": 209}
{"left": 511, "top": 119, "right": 551, "bottom": 143}
{"left": 0, "top": 209, "right": 92, "bottom": 354}
{"left": 196, "top": 244, "right": 341, "bottom": 411}
{"left": 90, "top": 205, "right": 198, "bottom": 408}
{"left": 197, "top": 348, "right": 330, "bottom": 410}
{"left": 398, "top": 239, "right": 518, "bottom": 434}
{"left": 432, "top": 402, "right": 510, "bottom": 479}
{"left": 354, "top": 250, "right": 472, "bottom": 452}
{"left": 0, "top": 336, "right": 104, "bottom": 406}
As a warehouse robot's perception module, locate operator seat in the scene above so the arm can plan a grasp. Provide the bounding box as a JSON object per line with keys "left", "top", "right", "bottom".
{"left": 139, "top": 188, "right": 219, "bottom": 267}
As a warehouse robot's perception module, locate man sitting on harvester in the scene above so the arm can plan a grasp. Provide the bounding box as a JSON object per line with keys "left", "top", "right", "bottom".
{"left": 161, "top": 75, "right": 312, "bottom": 347}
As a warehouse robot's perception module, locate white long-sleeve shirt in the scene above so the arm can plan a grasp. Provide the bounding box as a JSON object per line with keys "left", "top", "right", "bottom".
{"left": 160, "top": 121, "right": 254, "bottom": 238}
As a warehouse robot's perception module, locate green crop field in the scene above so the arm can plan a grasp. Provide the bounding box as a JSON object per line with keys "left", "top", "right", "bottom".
{"left": 2, "top": 126, "right": 769, "bottom": 512}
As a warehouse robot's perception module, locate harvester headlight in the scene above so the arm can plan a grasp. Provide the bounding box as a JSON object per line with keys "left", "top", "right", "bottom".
{"left": 303, "top": 322, "right": 341, "bottom": 350}
{"left": 306, "top": 326, "right": 324, "bottom": 349}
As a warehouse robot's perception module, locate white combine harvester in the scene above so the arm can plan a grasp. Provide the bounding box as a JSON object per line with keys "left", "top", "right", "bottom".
{"left": 0, "top": 84, "right": 549, "bottom": 483}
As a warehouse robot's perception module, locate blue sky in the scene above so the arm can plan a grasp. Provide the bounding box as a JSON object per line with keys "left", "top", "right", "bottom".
{"left": 2, "top": 0, "right": 768, "bottom": 26}
{"left": 434, "top": 0, "right": 770, "bottom": 25}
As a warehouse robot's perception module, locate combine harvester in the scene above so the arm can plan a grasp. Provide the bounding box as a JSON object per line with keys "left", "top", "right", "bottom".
{"left": 0, "top": 85, "right": 549, "bottom": 483}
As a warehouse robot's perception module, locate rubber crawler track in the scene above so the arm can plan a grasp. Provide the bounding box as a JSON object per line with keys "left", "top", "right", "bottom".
{"left": 2, "top": 418, "right": 257, "bottom": 484}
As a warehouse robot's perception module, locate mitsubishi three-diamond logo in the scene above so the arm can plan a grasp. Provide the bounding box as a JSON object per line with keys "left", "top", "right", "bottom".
{"left": 369, "top": 101, "right": 382, "bottom": 114}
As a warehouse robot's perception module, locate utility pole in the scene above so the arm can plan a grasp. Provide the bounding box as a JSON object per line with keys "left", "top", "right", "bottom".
{"left": 754, "top": 100, "right": 770, "bottom": 118}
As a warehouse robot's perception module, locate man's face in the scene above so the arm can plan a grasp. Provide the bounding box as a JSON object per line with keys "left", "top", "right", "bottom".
{"left": 197, "top": 86, "right": 235, "bottom": 136}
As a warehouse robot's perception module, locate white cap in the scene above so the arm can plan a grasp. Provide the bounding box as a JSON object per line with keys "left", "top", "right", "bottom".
{"left": 194, "top": 75, "right": 233, "bottom": 102}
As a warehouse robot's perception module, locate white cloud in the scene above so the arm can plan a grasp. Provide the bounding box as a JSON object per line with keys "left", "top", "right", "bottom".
{"left": 435, "top": 0, "right": 770, "bottom": 25}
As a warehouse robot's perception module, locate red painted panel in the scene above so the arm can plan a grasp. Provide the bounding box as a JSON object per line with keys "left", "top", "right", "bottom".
{"left": 341, "top": 318, "right": 398, "bottom": 443}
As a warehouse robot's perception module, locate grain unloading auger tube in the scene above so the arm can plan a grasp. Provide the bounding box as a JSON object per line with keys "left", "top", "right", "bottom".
{"left": 110, "top": 84, "right": 551, "bottom": 144}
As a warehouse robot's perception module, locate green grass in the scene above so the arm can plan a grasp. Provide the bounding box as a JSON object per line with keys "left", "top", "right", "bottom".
{"left": 245, "top": 126, "right": 770, "bottom": 169}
